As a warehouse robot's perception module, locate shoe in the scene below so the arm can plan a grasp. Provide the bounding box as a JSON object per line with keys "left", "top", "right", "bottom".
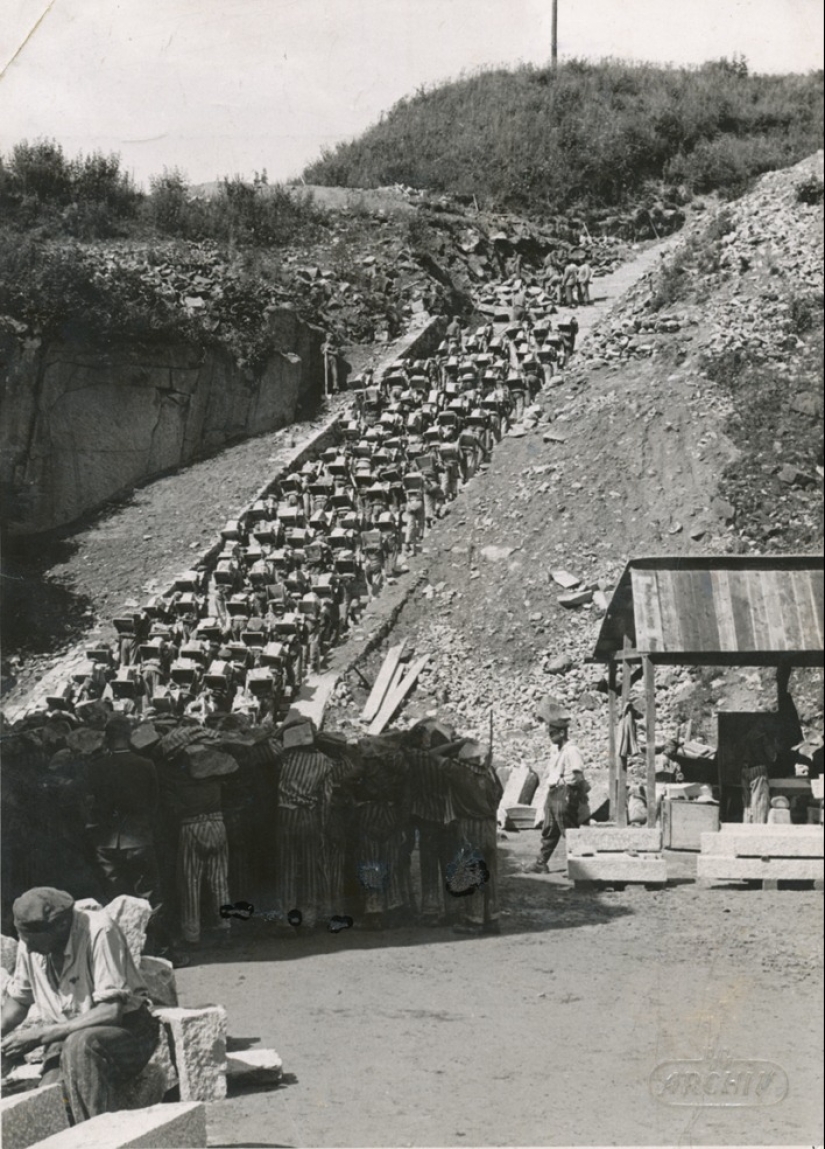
{"left": 523, "top": 862, "right": 549, "bottom": 874}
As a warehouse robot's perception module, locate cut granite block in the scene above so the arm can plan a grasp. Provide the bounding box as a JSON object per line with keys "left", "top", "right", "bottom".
{"left": 226, "top": 1048, "right": 283, "bottom": 1085}
{"left": 139, "top": 956, "right": 178, "bottom": 1007}
{"left": 701, "top": 827, "right": 824, "bottom": 857}
{"left": 156, "top": 1006, "right": 227, "bottom": 1102}
{"left": 1, "top": 935, "right": 18, "bottom": 974}
{"left": 567, "top": 854, "right": 668, "bottom": 884}
{"left": 0, "top": 1083, "right": 69, "bottom": 1149}
{"left": 696, "top": 855, "right": 824, "bottom": 882}
{"left": 566, "top": 827, "right": 662, "bottom": 855}
{"left": 33, "top": 1101, "right": 206, "bottom": 1148}
{"left": 104, "top": 896, "right": 152, "bottom": 964}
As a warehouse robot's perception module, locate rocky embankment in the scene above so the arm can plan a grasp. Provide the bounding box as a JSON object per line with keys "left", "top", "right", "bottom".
{"left": 325, "top": 154, "right": 824, "bottom": 785}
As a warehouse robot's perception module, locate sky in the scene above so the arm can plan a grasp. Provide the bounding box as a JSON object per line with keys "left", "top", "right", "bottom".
{"left": 1, "top": 0, "right": 823, "bottom": 188}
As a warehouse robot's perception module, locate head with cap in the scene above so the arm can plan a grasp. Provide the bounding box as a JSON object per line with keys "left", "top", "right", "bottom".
{"left": 456, "top": 739, "right": 484, "bottom": 763}
{"left": 13, "top": 887, "right": 75, "bottom": 955}
{"left": 536, "top": 696, "right": 572, "bottom": 747}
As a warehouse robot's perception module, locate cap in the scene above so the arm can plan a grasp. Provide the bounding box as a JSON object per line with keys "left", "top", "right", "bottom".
{"left": 13, "top": 887, "right": 75, "bottom": 931}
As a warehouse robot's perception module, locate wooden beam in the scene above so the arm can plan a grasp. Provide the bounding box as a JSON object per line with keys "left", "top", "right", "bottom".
{"left": 361, "top": 640, "right": 406, "bottom": 723}
{"left": 618, "top": 637, "right": 631, "bottom": 828}
{"left": 368, "top": 654, "right": 429, "bottom": 735}
{"left": 607, "top": 660, "right": 618, "bottom": 819}
{"left": 643, "top": 655, "right": 657, "bottom": 828}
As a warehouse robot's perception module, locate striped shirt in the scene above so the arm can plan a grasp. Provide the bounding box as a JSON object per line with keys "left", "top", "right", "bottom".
{"left": 277, "top": 748, "right": 333, "bottom": 810}
{"left": 7, "top": 908, "right": 150, "bottom": 1022}
{"left": 403, "top": 747, "right": 455, "bottom": 825}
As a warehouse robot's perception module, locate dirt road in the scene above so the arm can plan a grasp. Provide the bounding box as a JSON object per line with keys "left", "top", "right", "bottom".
{"left": 193, "top": 829, "right": 822, "bottom": 1147}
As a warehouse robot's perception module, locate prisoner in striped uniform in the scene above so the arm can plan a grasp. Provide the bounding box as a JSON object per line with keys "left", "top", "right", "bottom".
{"left": 166, "top": 762, "right": 232, "bottom": 947}
{"left": 274, "top": 719, "right": 334, "bottom": 929}
{"left": 446, "top": 740, "right": 503, "bottom": 936}
{"left": 353, "top": 737, "right": 410, "bottom": 928}
{"left": 402, "top": 732, "right": 458, "bottom": 926}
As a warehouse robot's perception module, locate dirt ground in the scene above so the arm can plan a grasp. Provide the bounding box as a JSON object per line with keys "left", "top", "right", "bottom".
{"left": 189, "top": 828, "right": 823, "bottom": 1148}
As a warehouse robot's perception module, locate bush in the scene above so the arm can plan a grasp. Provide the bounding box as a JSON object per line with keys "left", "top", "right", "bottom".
{"left": 303, "top": 59, "right": 823, "bottom": 217}
{"left": 795, "top": 175, "right": 825, "bottom": 204}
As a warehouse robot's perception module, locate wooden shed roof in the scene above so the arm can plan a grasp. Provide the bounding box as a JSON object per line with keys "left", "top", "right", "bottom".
{"left": 593, "top": 555, "right": 824, "bottom": 666}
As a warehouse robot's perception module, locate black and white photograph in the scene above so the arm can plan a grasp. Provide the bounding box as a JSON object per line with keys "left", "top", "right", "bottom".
{"left": 0, "top": 2, "right": 823, "bottom": 1146}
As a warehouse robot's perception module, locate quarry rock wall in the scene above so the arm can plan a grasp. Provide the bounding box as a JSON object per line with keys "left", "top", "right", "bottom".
{"left": 0, "top": 307, "right": 324, "bottom": 535}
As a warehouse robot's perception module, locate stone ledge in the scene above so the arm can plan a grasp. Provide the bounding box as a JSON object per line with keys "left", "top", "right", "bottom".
{"left": 696, "top": 856, "right": 824, "bottom": 882}
{"left": 567, "top": 855, "right": 668, "bottom": 884}
{"left": 566, "top": 827, "right": 662, "bottom": 855}
{"left": 0, "top": 1083, "right": 69, "bottom": 1149}
{"left": 33, "top": 1101, "right": 206, "bottom": 1149}
{"left": 700, "top": 828, "right": 824, "bottom": 858}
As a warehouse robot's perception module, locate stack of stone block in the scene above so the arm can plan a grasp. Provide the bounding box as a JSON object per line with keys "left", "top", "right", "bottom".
{"left": 566, "top": 826, "right": 668, "bottom": 887}
{"left": 697, "top": 823, "right": 825, "bottom": 889}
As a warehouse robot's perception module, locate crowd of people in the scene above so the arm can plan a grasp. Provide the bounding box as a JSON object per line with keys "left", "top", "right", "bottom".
{"left": 27, "top": 306, "right": 579, "bottom": 728}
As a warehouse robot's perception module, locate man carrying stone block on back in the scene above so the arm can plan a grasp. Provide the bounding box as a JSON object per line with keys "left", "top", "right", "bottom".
{"left": 1, "top": 887, "right": 160, "bottom": 1124}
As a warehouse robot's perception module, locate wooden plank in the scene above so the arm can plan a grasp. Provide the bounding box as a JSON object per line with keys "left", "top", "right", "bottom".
{"left": 643, "top": 655, "right": 657, "bottom": 827}
{"left": 746, "top": 569, "right": 770, "bottom": 652}
{"left": 607, "top": 661, "right": 617, "bottom": 820}
{"left": 760, "top": 570, "right": 789, "bottom": 652}
{"left": 360, "top": 640, "right": 406, "bottom": 723}
{"left": 727, "top": 569, "right": 758, "bottom": 651}
{"left": 694, "top": 568, "right": 721, "bottom": 653}
{"left": 791, "top": 570, "right": 824, "bottom": 650}
{"left": 710, "top": 569, "right": 738, "bottom": 651}
{"left": 631, "top": 570, "right": 662, "bottom": 652}
{"left": 368, "top": 654, "right": 429, "bottom": 735}
{"left": 617, "top": 638, "right": 631, "bottom": 829}
{"left": 775, "top": 570, "right": 804, "bottom": 650}
{"left": 656, "top": 569, "right": 684, "bottom": 652}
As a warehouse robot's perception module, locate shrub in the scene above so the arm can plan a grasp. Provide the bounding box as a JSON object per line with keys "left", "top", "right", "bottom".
{"left": 795, "top": 175, "right": 825, "bottom": 204}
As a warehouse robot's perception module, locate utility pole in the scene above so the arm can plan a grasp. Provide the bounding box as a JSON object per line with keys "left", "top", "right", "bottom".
{"left": 551, "top": 0, "right": 558, "bottom": 68}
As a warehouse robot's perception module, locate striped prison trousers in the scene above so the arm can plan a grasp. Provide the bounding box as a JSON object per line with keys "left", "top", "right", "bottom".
{"left": 274, "top": 806, "right": 328, "bottom": 928}
{"left": 177, "top": 813, "right": 231, "bottom": 944}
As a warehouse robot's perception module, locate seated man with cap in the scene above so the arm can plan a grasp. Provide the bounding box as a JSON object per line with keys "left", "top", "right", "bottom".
{"left": 1, "top": 887, "right": 159, "bottom": 1124}
{"left": 526, "top": 699, "right": 588, "bottom": 874}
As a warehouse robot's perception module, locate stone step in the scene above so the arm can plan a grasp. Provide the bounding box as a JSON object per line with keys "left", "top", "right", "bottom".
{"left": 567, "top": 854, "right": 668, "bottom": 885}
{"left": 34, "top": 1101, "right": 206, "bottom": 1148}
{"left": 0, "top": 1083, "right": 69, "bottom": 1149}
{"left": 697, "top": 855, "right": 825, "bottom": 882}
{"left": 567, "top": 827, "right": 662, "bottom": 855}
{"left": 701, "top": 828, "right": 824, "bottom": 858}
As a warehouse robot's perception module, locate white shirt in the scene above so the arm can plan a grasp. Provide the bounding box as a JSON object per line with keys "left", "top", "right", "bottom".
{"left": 545, "top": 741, "right": 585, "bottom": 788}
{"left": 7, "top": 908, "right": 150, "bottom": 1023}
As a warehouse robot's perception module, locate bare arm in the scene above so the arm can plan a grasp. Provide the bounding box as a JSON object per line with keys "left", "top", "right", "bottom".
{"left": 2, "top": 1001, "right": 124, "bottom": 1058}
{"left": 1, "top": 996, "right": 29, "bottom": 1039}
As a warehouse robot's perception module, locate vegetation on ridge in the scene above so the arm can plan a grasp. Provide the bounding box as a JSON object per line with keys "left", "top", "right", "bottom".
{"left": 302, "top": 57, "right": 824, "bottom": 215}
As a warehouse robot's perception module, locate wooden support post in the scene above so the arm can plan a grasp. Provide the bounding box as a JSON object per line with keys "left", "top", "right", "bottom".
{"left": 607, "top": 659, "right": 618, "bottom": 819}
{"left": 618, "top": 637, "right": 631, "bottom": 828}
{"left": 643, "top": 655, "right": 657, "bottom": 828}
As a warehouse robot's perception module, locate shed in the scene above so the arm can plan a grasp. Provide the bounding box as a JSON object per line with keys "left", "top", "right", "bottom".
{"left": 592, "top": 555, "right": 824, "bottom": 825}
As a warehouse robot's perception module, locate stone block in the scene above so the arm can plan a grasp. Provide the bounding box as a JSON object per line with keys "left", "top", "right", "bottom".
{"left": 696, "top": 856, "right": 824, "bottom": 882}
{"left": 104, "top": 896, "right": 152, "bottom": 964}
{"left": 226, "top": 1048, "right": 283, "bottom": 1086}
{"left": 567, "top": 855, "right": 668, "bottom": 885}
{"left": 156, "top": 1006, "right": 227, "bottom": 1102}
{"left": 33, "top": 1101, "right": 206, "bottom": 1148}
{"left": 701, "top": 826, "right": 824, "bottom": 858}
{"left": 1, "top": 935, "right": 18, "bottom": 974}
{"left": 566, "top": 827, "right": 662, "bottom": 855}
{"left": 139, "top": 956, "right": 178, "bottom": 1007}
{"left": 0, "top": 1083, "right": 69, "bottom": 1149}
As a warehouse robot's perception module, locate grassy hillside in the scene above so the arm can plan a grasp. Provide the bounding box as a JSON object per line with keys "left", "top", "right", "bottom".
{"left": 303, "top": 57, "right": 824, "bottom": 215}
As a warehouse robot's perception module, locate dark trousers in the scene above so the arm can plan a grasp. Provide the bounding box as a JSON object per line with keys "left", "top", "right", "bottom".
{"left": 415, "top": 819, "right": 458, "bottom": 919}
{"left": 94, "top": 841, "right": 172, "bottom": 954}
{"left": 41, "top": 1007, "right": 159, "bottom": 1124}
{"left": 537, "top": 785, "right": 578, "bottom": 864}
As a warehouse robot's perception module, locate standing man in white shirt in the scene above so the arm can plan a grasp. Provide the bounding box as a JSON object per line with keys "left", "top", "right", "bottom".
{"left": 525, "top": 699, "right": 587, "bottom": 874}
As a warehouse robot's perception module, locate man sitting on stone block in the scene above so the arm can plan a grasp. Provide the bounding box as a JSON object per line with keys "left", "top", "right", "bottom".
{"left": 1, "top": 887, "right": 160, "bottom": 1124}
